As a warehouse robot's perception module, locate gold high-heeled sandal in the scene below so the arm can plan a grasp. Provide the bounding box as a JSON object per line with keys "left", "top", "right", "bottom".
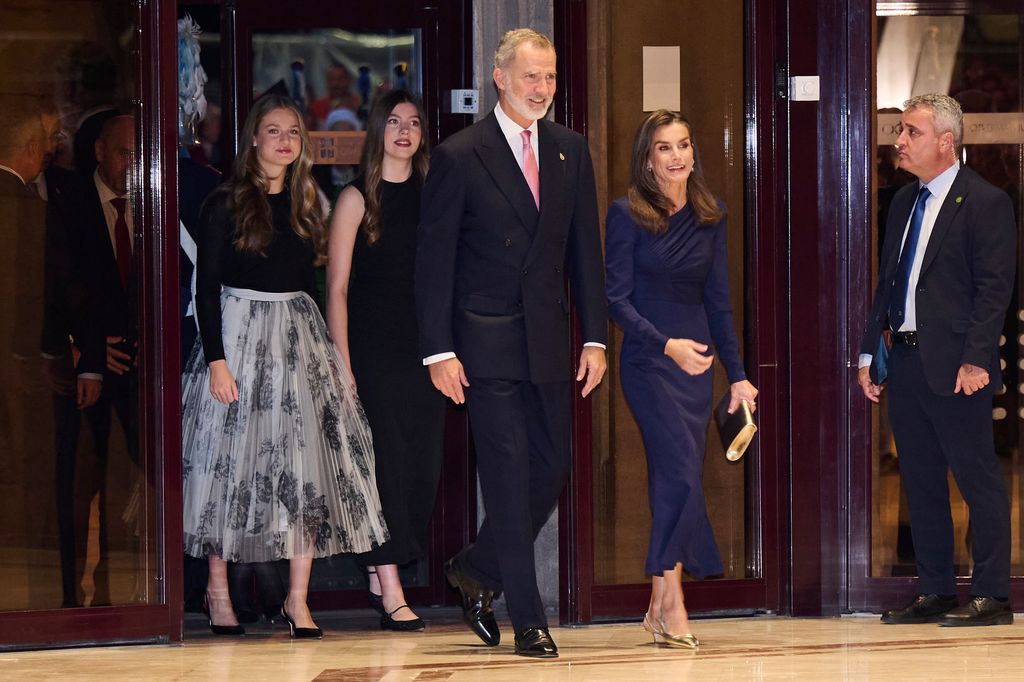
{"left": 658, "top": 617, "right": 699, "bottom": 649}
{"left": 642, "top": 612, "right": 664, "bottom": 643}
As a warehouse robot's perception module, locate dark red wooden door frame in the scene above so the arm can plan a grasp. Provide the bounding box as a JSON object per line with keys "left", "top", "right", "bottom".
{"left": 555, "top": 0, "right": 787, "bottom": 624}
{"left": 0, "top": 0, "right": 184, "bottom": 648}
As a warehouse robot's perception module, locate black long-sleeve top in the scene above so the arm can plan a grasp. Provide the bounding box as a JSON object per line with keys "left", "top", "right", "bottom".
{"left": 195, "top": 188, "right": 318, "bottom": 364}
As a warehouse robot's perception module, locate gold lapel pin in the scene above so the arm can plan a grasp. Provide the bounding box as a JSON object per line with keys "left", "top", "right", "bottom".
{"left": 559, "top": 152, "right": 565, "bottom": 161}
{"left": 955, "top": 196, "right": 963, "bottom": 204}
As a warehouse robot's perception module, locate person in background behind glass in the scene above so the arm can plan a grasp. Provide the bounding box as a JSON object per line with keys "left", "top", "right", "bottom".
{"left": 310, "top": 63, "right": 360, "bottom": 131}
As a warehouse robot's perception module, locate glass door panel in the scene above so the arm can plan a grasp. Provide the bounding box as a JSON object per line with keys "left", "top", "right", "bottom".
{"left": 0, "top": 0, "right": 157, "bottom": 614}
{"left": 251, "top": 29, "right": 421, "bottom": 201}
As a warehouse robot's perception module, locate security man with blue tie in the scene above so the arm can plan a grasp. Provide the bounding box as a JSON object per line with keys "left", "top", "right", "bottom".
{"left": 859, "top": 94, "right": 1016, "bottom": 626}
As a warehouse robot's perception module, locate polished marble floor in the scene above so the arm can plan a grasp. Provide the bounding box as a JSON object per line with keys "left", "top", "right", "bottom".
{"left": 4, "top": 608, "right": 1024, "bottom": 681}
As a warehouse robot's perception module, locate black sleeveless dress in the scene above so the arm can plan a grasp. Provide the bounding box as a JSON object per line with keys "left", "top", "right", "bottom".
{"left": 348, "top": 174, "right": 446, "bottom": 566}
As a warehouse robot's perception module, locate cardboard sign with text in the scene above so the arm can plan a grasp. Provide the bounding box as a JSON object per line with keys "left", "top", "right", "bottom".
{"left": 310, "top": 131, "right": 366, "bottom": 165}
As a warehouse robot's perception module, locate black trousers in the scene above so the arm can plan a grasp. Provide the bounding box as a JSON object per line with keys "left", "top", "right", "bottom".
{"left": 887, "top": 344, "right": 1010, "bottom": 598}
{"left": 53, "top": 392, "right": 101, "bottom": 607}
{"left": 462, "top": 378, "right": 571, "bottom": 632}
{"left": 353, "top": 358, "right": 446, "bottom": 567}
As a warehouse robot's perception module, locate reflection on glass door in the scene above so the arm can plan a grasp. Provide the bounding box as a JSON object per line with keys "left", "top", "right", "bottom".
{"left": 252, "top": 29, "right": 421, "bottom": 203}
{"left": 871, "top": 11, "right": 1024, "bottom": 578}
{"left": 0, "top": 0, "right": 156, "bottom": 612}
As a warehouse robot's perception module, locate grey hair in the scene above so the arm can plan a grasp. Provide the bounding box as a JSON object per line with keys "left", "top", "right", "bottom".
{"left": 903, "top": 93, "right": 963, "bottom": 157}
{"left": 493, "top": 28, "right": 554, "bottom": 70}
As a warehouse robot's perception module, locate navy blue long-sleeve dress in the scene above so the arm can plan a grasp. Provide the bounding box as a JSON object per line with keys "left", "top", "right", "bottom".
{"left": 605, "top": 197, "right": 746, "bottom": 577}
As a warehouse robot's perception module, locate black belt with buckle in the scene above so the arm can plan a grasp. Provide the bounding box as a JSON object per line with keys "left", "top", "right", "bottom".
{"left": 891, "top": 331, "right": 918, "bottom": 346}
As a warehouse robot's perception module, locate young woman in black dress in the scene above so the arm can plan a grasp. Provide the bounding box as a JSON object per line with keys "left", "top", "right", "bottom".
{"left": 182, "top": 94, "right": 388, "bottom": 638}
{"left": 327, "top": 90, "right": 445, "bottom": 631}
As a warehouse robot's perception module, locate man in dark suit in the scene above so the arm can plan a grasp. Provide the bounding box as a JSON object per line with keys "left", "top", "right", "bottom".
{"left": 0, "top": 95, "right": 102, "bottom": 608}
{"left": 39, "top": 126, "right": 109, "bottom": 608}
{"left": 416, "top": 28, "right": 607, "bottom": 658}
{"left": 79, "top": 114, "right": 138, "bottom": 419}
{"left": 52, "top": 114, "right": 139, "bottom": 604}
{"left": 859, "top": 94, "right": 1016, "bottom": 626}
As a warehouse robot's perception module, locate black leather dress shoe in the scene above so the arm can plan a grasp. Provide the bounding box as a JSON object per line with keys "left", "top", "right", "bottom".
{"left": 514, "top": 627, "right": 558, "bottom": 658}
{"left": 445, "top": 555, "right": 500, "bottom": 646}
{"left": 880, "top": 594, "right": 958, "bottom": 624}
{"left": 939, "top": 596, "right": 1013, "bottom": 627}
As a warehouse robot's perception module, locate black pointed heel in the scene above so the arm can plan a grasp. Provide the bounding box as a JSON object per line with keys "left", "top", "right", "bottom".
{"left": 280, "top": 607, "right": 323, "bottom": 639}
{"left": 380, "top": 604, "right": 425, "bottom": 632}
{"left": 204, "top": 592, "right": 245, "bottom": 636}
{"left": 208, "top": 619, "right": 246, "bottom": 636}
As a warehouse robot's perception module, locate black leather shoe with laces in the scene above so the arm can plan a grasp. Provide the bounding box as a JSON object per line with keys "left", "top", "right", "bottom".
{"left": 939, "top": 596, "right": 1013, "bottom": 627}
{"left": 880, "top": 594, "right": 958, "bottom": 624}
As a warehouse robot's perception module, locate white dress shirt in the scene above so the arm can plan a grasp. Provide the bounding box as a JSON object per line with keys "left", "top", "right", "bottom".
{"left": 859, "top": 161, "right": 960, "bottom": 369}
{"left": 494, "top": 101, "right": 540, "bottom": 174}
{"left": 422, "top": 104, "right": 604, "bottom": 366}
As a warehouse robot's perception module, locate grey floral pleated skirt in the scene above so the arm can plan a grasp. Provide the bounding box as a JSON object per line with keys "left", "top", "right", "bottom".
{"left": 181, "top": 287, "right": 389, "bottom": 562}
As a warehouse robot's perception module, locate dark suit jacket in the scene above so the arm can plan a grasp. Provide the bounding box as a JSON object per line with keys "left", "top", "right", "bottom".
{"left": 41, "top": 166, "right": 105, "bottom": 375}
{"left": 415, "top": 112, "right": 607, "bottom": 384}
{"left": 69, "top": 177, "right": 136, "bottom": 351}
{"left": 1, "top": 170, "right": 46, "bottom": 363}
{"left": 860, "top": 165, "right": 1016, "bottom": 396}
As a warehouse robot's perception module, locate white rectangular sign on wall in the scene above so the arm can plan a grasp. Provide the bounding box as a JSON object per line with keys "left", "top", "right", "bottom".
{"left": 642, "top": 46, "right": 680, "bottom": 112}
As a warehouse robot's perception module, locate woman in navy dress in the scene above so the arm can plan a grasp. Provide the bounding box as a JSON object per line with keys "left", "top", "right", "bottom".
{"left": 605, "top": 110, "right": 757, "bottom": 648}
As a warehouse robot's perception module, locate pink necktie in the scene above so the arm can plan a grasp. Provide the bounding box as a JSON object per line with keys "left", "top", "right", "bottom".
{"left": 521, "top": 130, "right": 540, "bottom": 209}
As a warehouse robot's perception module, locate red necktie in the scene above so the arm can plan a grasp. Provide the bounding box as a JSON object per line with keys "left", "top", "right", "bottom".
{"left": 521, "top": 130, "right": 540, "bottom": 209}
{"left": 110, "top": 196, "right": 131, "bottom": 288}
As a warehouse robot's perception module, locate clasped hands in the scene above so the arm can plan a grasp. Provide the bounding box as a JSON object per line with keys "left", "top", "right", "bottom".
{"left": 857, "top": 362, "right": 988, "bottom": 403}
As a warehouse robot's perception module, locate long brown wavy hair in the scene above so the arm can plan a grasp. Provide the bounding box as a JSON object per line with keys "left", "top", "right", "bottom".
{"left": 359, "top": 89, "right": 429, "bottom": 245}
{"left": 627, "top": 110, "right": 722, "bottom": 233}
{"left": 228, "top": 94, "right": 327, "bottom": 263}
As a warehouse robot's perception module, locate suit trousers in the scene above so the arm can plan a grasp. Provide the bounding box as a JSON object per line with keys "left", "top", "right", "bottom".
{"left": 54, "top": 370, "right": 138, "bottom": 607}
{"left": 887, "top": 343, "right": 1010, "bottom": 598}
{"left": 53, "top": 392, "right": 103, "bottom": 607}
{"left": 462, "top": 377, "right": 571, "bottom": 632}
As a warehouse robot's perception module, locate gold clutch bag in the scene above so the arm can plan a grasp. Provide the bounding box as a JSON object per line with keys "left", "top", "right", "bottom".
{"left": 714, "top": 394, "right": 757, "bottom": 462}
